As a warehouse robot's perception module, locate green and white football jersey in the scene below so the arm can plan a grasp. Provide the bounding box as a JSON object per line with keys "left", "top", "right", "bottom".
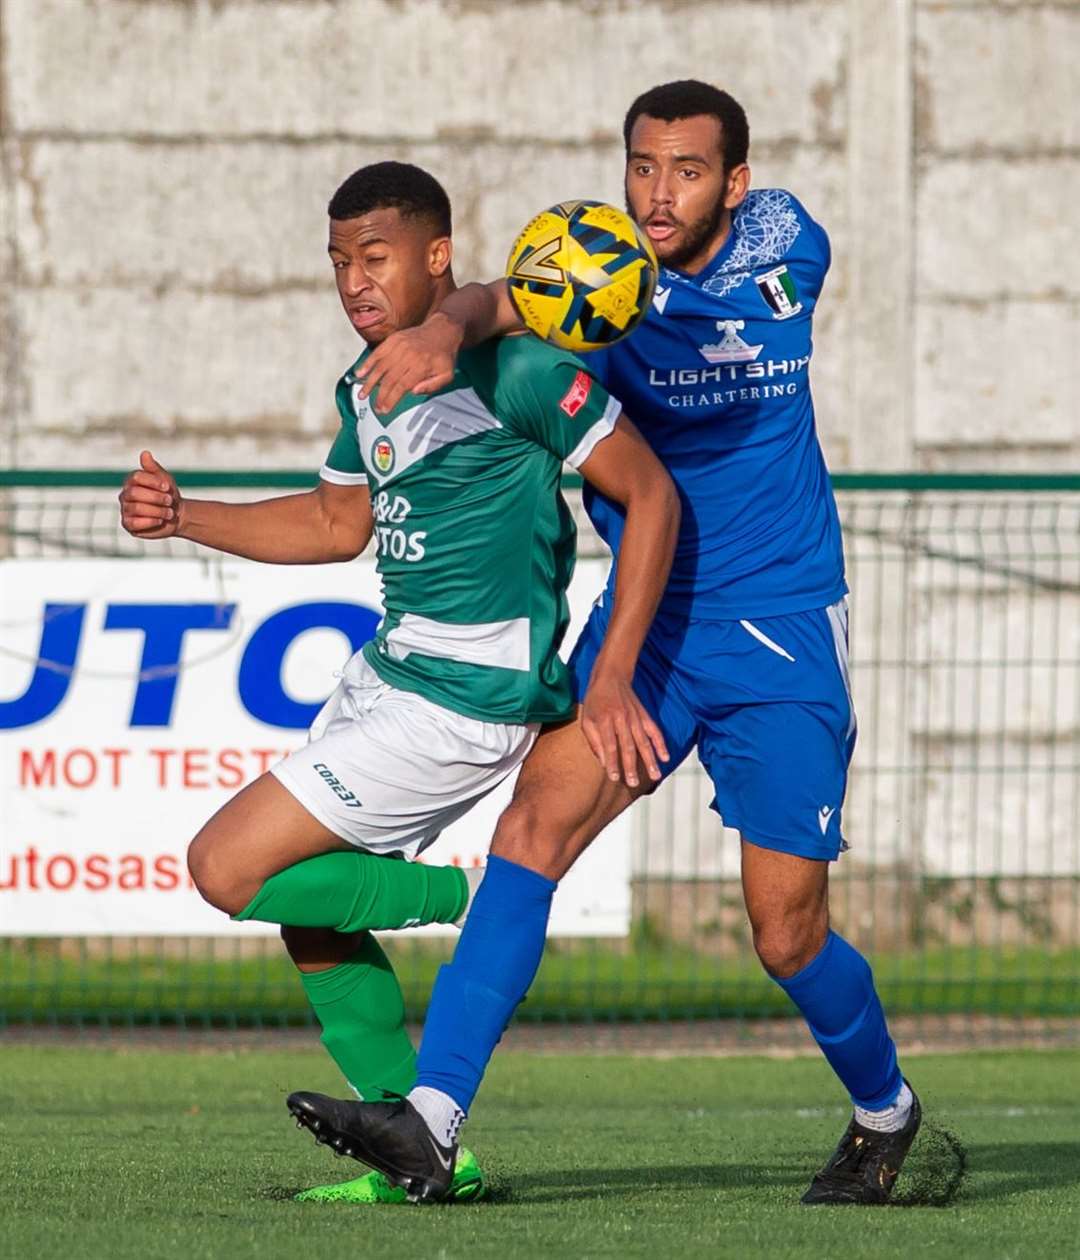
{"left": 320, "top": 334, "right": 621, "bottom": 725}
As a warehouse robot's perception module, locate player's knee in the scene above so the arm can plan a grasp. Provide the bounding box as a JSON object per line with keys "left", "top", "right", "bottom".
{"left": 752, "top": 916, "right": 827, "bottom": 980}
{"left": 280, "top": 925, "right": 353, "bottom": 971}
{"left": 280, "top": 923, "right": 322, "bottom": 960}
{"left": 187, "top": 835, "right": 248, "bottom": 917}
{"left": 491, "top": 801, "right": 569, "bottom": 882}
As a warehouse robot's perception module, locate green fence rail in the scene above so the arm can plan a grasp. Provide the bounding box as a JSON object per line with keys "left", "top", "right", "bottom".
{"left": 1, "top": 472, "right": 1078, "bottom": 1038}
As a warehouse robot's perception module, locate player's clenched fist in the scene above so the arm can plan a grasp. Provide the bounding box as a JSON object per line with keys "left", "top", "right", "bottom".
{"left": 119, "top": 450, "right": 183, "bottom": 539}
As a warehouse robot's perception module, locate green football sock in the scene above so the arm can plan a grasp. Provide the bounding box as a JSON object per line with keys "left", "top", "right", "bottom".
{"left": 300, "top": 933, "right": 416, "bottom": 1100}
{"left": 233, "top": 850, "right": 467, "bottom": 932}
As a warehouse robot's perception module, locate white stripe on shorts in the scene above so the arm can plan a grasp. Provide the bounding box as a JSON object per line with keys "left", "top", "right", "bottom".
{"left": 738, "top": 618, "right": 796, "bottom": 663}
{"left": 826, "top": 597, "right": 857, "bottom": 739}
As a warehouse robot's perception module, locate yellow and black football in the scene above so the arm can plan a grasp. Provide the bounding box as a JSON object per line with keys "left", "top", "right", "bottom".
{"left": 505, "top": 200, "right": 658, "bottom": 353}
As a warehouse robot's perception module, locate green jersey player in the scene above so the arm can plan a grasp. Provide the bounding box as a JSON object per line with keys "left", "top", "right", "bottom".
{"left": 119, "top": 161, "right": 678, "bottom": 1202}
{"left": 322, "top": 330, "right": 624, "bottom": 730}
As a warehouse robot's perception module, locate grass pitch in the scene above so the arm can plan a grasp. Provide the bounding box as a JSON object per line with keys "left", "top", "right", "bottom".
{"left": 1, "top": 1045, "right": 1077, "bottom": 1259}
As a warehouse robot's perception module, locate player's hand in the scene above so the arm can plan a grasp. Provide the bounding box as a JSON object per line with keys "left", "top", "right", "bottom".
{"left": 355, "top": 314, "right": 464, "bottom": 415}
{"left": 119, "top": 450, "right": 183, "bottom": 539}
{"left": 580, "top": 666, "right": 669, "bottom": 789}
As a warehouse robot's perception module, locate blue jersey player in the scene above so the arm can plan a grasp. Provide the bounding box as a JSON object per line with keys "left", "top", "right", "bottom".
{"left": 288, "top": 81, "right": 922, "bottom": 1206}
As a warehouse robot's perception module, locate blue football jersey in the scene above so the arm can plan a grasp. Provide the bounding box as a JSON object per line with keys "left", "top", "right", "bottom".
{"left": 587, "top": 188, "right": 846, "bottom": 620}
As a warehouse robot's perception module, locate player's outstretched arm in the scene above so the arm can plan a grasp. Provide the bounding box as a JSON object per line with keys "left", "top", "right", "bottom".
{"left": 119, "top": 449, "right": 373, "bottom": 564}
{"left": 576, "top": 417, "right": 681, "bottom": 787}
{"left": 357, "top": 279, "right": 522, "bottom": 414}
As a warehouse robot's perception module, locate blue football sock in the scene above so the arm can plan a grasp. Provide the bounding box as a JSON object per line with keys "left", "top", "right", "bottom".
{"left": 414, "top": 854, "right": 556, "bottom": 1113}
{"left": 773, "top": 930, "right": 903, "bottom": 1111}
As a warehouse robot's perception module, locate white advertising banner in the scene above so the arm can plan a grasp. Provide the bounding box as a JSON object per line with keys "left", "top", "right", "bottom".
{"left": 0, "top": 557, "right": 627, "bottom": 936}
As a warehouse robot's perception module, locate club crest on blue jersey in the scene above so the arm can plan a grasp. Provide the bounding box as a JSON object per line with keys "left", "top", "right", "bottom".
{"left": 756, "top": 265, "right": 803, "bottom": 320}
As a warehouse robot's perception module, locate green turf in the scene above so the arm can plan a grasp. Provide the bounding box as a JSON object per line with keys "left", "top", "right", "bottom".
{"left": 2, "top": 1045, "right": 1078, "bottom": 1259}
{"left": 3, "top": 940, "right": 1078, "bottom": 1026}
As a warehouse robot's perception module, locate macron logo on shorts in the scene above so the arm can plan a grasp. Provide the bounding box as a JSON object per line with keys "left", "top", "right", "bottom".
{"left": 559, "top": 370, "right": 592, "bottom": 418}
{"left": 313, "top": 763, "right": 363, "bottom": 809}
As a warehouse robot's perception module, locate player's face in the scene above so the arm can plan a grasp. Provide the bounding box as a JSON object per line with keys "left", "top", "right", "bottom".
{"left": 625, "top": 114, "right": 749, "bottom": 274}
{"left": 328, "top": 209, "right": 452, "bottom": 345}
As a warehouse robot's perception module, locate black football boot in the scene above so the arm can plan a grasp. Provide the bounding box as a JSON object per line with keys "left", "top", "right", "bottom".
{"left": 287, "top": 1091, "right": 457, "bottom": 1204}
{"left": 801, "top": 1081, "right": 922, "bottom": 1205}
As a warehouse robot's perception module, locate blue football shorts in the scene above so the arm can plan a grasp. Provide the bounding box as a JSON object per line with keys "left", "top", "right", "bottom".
{"left": 568, "top": 595, "right": 857, "bottom": 862}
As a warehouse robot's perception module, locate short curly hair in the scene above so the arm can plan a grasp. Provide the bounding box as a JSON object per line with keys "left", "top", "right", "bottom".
{"left": 623, "top": 80, "right": 749, "bottom": 171}
{"left": 328, "top": 161, "right": 451, "bottom": 235}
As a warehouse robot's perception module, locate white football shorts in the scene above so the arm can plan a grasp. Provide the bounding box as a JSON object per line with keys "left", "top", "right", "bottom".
{"left": 270, "top": 651, "right": 537, "bottom": 859}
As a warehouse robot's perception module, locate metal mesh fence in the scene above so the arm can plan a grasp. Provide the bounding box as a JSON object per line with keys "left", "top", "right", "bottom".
{"left": 1, "top": 472, "right": 1078, "bottom": 1042}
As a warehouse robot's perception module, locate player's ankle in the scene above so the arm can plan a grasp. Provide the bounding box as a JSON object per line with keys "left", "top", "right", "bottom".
{"left": 854, "top": 1080, "right": 913, "bottom": 1133}
{"left": 408, "top": 1085, "right": 466, "bottom": 1146}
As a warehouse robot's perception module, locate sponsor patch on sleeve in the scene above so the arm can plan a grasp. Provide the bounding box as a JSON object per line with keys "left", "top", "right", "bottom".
{"left": 559, "top": 369, "right": 592, "bottom": 418}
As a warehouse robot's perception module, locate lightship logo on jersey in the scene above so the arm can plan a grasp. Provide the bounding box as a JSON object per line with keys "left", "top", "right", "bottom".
{"left": 371, "top": 436, "right": 395, "bottom": 475}
{"left": 756, "top": 265, "right": 802, "bottom": 320}
{"left": 698, "top": 320, "right": 763, "bottom": 365}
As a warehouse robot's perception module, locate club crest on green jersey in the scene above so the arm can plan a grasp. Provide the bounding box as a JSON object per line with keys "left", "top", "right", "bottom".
{"left": 371, "top": 436, "right": 395, "bottom": 475}
{"left": 755, "top": 265, "right": 802, "bottom": 320}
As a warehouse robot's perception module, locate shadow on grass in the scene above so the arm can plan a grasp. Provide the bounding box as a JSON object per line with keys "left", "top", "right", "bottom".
{"left": 497, "top": 1124, "right": 972, "bottom": 1209}
{"left": 261, "top": 1186, "right": 303, "bottom": 1202}
{"left": 486, "top": 1161, "right": 806, "bottom": 1205}
{"left": 258, "top": 1162, "right": 804, "bottom": 1210}
{"left": 957, "top": 1139, "right": 1080, "bottom": 1204}
{"left": 893, "top": 1120, "right": 1080, "bottom": 1208}
{"left": 259, "top": 1128, "right": 1080, "bottom": 1212}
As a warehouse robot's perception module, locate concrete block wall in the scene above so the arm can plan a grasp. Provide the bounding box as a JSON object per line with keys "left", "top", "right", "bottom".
{"left": 913, "top": 1, "right": 1079, "bottom": 467}
{"left": 3, "top": 0, "right": 1076, "bottom": 466}
{"left": 0, "top": 0, "right": 849, "bottom": 468}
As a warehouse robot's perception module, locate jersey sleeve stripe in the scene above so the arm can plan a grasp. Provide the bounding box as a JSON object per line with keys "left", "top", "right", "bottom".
{"left": 319, "top": 464, "right": 368, "bottom": 486}
{"left": 564, "top": 394, "right": 621, "bottom": 469}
